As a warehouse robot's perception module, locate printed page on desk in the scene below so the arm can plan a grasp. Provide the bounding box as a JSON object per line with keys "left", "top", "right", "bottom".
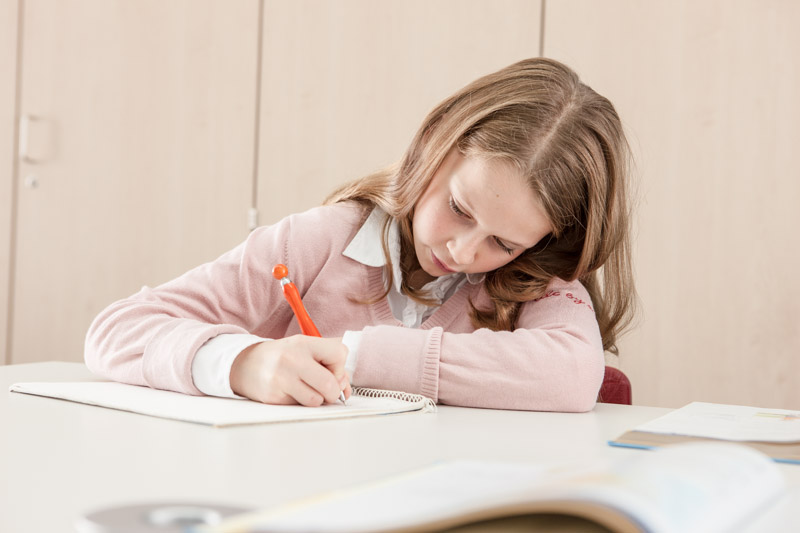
{"left": 202, "top": 442, "right": 784, "bottom": 533}
{"left": 8, "top": 382, "right": 434, "bottom": 427}
{"left": 634, "top": 402, "right": 800, "bottom": 442}
{"left": 611, "top": 402, "right": 800, "bottom": 464}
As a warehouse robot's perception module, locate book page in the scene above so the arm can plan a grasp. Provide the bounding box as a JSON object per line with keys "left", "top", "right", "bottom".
{"left": 205, "top": 460, "right": 576, "bottom": 533}
{"left": 634, "top": 402, "right": 800, "bottom": 442}
{"left": 8, "top": 382, "right": 432, "bottom": 426}
{"left": 555, "top": 442, "right": 784, "bottom": 533}
{"left": 204, "top": 442, "right": 784, "bottom": 533}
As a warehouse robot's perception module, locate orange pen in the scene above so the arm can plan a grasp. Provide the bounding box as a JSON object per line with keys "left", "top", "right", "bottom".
{"left": 272, "top": 264, "right": 347, "bottom": 405}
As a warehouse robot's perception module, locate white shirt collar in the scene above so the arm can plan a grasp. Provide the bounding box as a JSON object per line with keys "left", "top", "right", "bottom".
{"left": 342, "top": 207, "right": 388, "bottom": 268}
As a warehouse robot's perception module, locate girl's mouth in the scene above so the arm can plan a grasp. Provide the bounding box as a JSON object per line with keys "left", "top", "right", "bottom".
{"left": 431, "top": 251, "right": 456, "bottom": 274}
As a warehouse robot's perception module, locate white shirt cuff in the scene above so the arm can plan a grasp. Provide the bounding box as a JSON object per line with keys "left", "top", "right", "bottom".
{"left": 191, "top": 333, "right": 267, "bottom": 398}
{"left": 341, "top": 330, "right": 362, "bottom": 383}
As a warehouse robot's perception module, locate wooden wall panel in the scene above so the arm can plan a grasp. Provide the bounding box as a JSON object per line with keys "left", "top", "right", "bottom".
{"left": 0, "top": 0, "right": 19, "bottom": 365}
{"left": 257, "top": 0, "right": 543, "bottom": 224}
{"left": 11, "top": 0, "right": 259, "bottom": 364}
{"left": 545, "top": 0, "right": 800, "bottom": 408}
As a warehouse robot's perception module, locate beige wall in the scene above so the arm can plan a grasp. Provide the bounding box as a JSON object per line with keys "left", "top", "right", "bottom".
{"left": 9, "top": 0, "right": 258, "bottom": 364}
{"left": 1, "top": 0, "right": 19, "bottom": 365}
{"left": 545, "top": 0, "right": 800, "bottom": 408}
{"left": 257, "top": 0, "right": 543, "bottom": 224}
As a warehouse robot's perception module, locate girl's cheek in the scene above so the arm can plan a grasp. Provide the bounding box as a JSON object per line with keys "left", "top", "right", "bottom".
{"left": 432, "top": 215, "right": 451, "bottom": 240}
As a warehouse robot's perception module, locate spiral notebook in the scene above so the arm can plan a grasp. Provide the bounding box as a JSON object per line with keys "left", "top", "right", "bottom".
{"left": 8, "top": 381, "right": 435, "bottom": 427}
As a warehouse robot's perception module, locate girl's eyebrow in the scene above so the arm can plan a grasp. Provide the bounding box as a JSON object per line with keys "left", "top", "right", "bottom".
{"left": 455, "top": 192, "right": 527, "bottom": 249}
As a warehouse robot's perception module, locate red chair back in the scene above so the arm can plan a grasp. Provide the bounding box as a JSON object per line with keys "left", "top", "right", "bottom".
{"left": 597, "top": 366, "right": 632, "bottom": 405}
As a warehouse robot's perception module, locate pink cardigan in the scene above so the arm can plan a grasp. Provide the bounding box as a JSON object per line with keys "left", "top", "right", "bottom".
{"left": 85, "top": 202, "right": 604, "bottom": 412}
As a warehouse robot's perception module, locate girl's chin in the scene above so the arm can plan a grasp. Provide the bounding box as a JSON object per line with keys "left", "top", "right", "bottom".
{"left": 407, "top": 266, "right": 438, "bottom": 290}
{"left": 419, "top": 259, "right": 440, "bottom": 278}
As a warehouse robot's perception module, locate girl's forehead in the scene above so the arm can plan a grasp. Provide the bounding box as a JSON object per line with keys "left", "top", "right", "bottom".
{"left": 447, "top": 151, "right": 521, "bottom": 193}
{"left": 445, "top": 152, "right": 551, "bottom": 248}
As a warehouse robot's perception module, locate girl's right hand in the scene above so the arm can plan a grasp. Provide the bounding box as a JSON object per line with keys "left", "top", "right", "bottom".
{"left": 229, "top": 335, "right": 351, "bottom": 406}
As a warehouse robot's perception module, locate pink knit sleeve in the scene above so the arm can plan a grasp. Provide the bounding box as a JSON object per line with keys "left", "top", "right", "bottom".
{"left": 354, "top": 278, "right": 604, "bottom": 412}
{"left": 84, "top": 220, "right": 293, "bottom": 394}
{"left": 84, "top": 203, "right": 367, "bottom": 395}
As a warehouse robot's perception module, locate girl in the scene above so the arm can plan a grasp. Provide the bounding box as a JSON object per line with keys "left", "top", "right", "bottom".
{"left": 85, "top": 58, "right": 635, "bottom": 412}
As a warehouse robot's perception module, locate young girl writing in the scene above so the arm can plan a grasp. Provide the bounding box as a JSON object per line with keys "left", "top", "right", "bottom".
{"left": 85, "top": 58, "right": 635, "bottom": 412}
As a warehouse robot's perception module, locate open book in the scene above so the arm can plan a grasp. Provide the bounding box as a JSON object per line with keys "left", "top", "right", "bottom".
{"left": 199, "top": 442, "right": 784, "bottom": 533}
{"left": 610, "top": 402, "right": 800, "bottom": 464}
{"left": 8, "top": 382, "right": 434, "bottom": 427}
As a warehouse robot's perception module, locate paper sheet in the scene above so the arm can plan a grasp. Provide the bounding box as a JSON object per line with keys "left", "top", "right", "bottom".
{"left": 634, "top": 402, "right": 800, "bottom": 442}
{"left": 9, "top": 381, "right": 430, "bottom": 427}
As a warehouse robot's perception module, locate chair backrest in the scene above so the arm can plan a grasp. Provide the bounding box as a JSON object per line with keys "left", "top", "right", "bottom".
{"left": 597, "top": 366, "right": 632, "bottom": 405}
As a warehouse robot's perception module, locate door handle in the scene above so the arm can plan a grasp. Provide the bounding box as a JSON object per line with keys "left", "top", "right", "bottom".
{"left": 19, "top": 114, "right": 55, "bottom": 164}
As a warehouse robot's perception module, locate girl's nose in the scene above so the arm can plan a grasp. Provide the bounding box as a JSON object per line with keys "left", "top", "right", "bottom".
{"left": 447, "top": 234, "right": 480, "bottom": 266}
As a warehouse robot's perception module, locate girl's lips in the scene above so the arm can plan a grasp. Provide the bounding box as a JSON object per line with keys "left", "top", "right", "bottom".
{"left": 431, "top": 251, "right": 456, "bottom": 273}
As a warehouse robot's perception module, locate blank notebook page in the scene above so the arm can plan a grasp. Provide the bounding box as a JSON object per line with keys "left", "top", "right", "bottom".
{"left": 8, "top": 381, "right": 433, "bottom": 427}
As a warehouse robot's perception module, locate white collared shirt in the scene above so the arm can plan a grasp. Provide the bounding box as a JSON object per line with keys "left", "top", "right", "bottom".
{"left": 191, "top": 207, "right": 480, "bottom": 398}
{"left": 342, "top": 207, "right": 477, "bottom": 329}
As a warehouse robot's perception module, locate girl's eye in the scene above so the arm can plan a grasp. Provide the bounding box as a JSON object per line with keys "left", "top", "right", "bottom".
{"left": 448, "top": 196, "right": 468, "bottom": 218}
{"left": 449, "top": 196, "right": 514, "bottom": 254}
{"left": 494, "top": 237, "right": 515, "bottom": 255}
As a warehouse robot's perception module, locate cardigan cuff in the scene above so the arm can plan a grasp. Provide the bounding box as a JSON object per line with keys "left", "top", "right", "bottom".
{"left": 356, "top": 325, "right": 442, "bottom": 402}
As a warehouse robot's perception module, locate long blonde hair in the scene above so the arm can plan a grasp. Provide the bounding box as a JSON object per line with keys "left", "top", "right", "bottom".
{"left": 327, "top": 58, "right": 636, "bottom": 354}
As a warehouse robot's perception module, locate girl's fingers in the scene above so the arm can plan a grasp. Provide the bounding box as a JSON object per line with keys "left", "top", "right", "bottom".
{"left": 233, "top": 336, "right": 349, "bottom": 406}
{"left": 342, "top": 380, "right": 353, "bottom": 400}
{"left": 296, "top": 356, "right": 348, "bottom": 404}
{"left": 284, "top": 378, "right": 327, "bottom": 407}
{"left": 294, "top": 335, "right": 349, "bottom": 386}
{"left": 305, "top": 336, "right": 348, "bottom": 368}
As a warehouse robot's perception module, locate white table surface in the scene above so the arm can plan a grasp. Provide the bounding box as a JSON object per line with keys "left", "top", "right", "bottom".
{"left": 2, "top": 362, "right": 799, "bottom": 532}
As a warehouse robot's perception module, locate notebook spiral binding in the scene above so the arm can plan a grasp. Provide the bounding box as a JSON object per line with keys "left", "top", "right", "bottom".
{"left": 352, "top": 387, "right": 437, "bottom": 413}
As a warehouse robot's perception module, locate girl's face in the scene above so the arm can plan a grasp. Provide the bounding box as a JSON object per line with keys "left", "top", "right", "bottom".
{"left": 411, "top": 149, "right": 553, "bottom": 285}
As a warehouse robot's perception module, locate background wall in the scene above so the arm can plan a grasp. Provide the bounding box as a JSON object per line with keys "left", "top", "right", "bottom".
{"left": 544, "top": 0, "right": 800, "bottom": 408}
{"left": 256, "top": 0, "right": 543, "bottom": 225}
{"left": 2, "top": 0, "right": 798, "bottom": 409}
{"left": 5, "top": 0, "right": 259, "bottom": 364}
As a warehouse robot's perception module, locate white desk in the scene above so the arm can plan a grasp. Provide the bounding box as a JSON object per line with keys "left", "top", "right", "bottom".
{"left": 2, "top": 362, "right": 799, "bottom": 532}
